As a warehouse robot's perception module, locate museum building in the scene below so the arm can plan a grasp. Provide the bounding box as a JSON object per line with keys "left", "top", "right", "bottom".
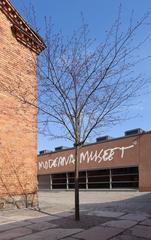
{"left": 38, "top": 129, "right": 151, "bottom": 192}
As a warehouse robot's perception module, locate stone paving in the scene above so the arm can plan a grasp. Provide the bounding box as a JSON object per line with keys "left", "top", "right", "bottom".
{"left": 0, "top": 191, "right": 151, "bottom": 239}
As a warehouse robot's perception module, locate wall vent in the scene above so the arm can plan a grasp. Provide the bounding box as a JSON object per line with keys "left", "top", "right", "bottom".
{"left": 55, "top": 146, "right": 67, "bottom": 151}
{"left": 96, "top": 136, "right": 112, "bottom": 143}
{"left": 39, "top": 150, "right": 50, "bottom": 155}
{"left": 125, "top": 128, "right": 145, "bottom": 136}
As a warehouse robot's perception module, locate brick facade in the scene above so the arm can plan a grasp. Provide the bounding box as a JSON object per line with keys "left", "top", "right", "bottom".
{"left": 0, "top": 0, "right": 45, "bottom": 209}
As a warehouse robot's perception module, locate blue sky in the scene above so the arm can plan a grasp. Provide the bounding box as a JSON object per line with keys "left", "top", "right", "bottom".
{"left": 11, "top": 0, "right": 151, "bottom": 152}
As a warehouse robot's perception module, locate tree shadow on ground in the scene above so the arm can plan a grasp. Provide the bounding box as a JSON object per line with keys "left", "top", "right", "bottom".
{"left": 38, "top": 191, "right": 151, "bottom": 215}
{"left": 0, "top": 192, "right": 151, "bottom": 239}
{"left": 78, "top": 192, "right": 151, "bottom": 214}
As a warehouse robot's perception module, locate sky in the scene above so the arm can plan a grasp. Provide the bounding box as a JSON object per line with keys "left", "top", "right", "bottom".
{"left": 11, "top": 0, "right": 151, "bottom": 152}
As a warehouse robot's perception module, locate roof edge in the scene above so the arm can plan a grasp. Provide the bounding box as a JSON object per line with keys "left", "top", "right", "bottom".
{"left": 0, "top": 0, "right": 46, "bottom": 54}
{"left": 38, "top": 130, "right": 151, "bottom": 156}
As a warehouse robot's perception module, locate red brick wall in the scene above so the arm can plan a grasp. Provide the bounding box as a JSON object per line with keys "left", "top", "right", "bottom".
{"left": 139, "top": 133, "right": 151, "bottom": 191}
{"left": 0, "top": 11, "right": 38, "bottom": 207}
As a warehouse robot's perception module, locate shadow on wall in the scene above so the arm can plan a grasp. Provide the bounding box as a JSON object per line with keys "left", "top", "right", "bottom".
{"left": 0, "top": 148, "right": 37, "bottom": 209}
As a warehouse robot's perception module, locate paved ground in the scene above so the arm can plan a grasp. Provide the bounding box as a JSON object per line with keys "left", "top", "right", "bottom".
{"left": 0, "top": 191, "right": 151, "bottom": 239}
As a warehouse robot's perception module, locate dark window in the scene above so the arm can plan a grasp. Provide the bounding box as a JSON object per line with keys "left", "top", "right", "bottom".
{"left": 88, "top": 169, "right": 109, "bottom": 176}
{"left": 88, "top": 183, "right": 109, "bottom": 189}
{"left": 52, "top": 173, "right": 66, "bottom": 189}
{"left": 111, "top": 167, "right": 138, "bottom": 175}
{"left": 112, "top": 167, "right": 138, "bottom": 189}
{"left": 38, "top": 167, "right": 138, "bottom": 190}
{"left": 88, "top": 169, "right": 110, "bottom": 189}
{"left": 68, "top": 171, "right": 86, "bottom": 189}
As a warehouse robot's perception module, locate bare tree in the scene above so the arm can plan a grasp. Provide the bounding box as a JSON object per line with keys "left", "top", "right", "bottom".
{"left": 1, "top": 7, "right": 150, "bottom": 220}
{"left": 36, "top": 10, "right": 150, "bottom": 220}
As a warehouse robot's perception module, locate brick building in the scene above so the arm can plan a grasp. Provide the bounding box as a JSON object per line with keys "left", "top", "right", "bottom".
{"left": 38, "top": 129, "right": 151, "bottom": 192}
{"left": 0, "top": 0, "right": 45, "bottom": 208}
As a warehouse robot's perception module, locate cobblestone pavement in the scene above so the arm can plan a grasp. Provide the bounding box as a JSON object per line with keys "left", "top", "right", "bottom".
{"left": 0, "top": 191, "right": 151, "bottom": 239}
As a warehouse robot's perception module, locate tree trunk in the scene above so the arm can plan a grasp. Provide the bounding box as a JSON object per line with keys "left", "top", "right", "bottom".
{"left": 74, "top": 144, "right": 80, "bottom": 221}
